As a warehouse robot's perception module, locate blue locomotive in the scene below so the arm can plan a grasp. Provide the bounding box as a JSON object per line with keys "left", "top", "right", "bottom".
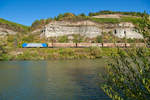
{"left": 22, "top": 43, "right": 48, "bottom": 48}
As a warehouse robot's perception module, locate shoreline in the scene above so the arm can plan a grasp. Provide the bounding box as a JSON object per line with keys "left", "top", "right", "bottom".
{"left": 2, "top": 47, "right": 149, "bottom": 61}
{"left": 3, "top": 48, "right": 118, "bottom": 61}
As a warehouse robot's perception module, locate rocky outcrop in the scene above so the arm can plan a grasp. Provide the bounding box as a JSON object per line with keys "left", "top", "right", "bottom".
{"left": 41, "top": 20, "right": 143, "bottom": 39}
{"left": 113, "top": 28, "right": 143, "bottom": 39}
{"left": 112, "top": 22, "right": 143, "bottom": 39}
{"left": 41, "top": 21, "right": 101, "bottom": 38}
{"left": 0, "top": 28, "right": 17, "bottom": 36}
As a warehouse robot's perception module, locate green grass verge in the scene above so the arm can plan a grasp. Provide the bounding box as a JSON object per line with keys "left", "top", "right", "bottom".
{"left": 4, "top": 48, "right": 119, "bottom": 60}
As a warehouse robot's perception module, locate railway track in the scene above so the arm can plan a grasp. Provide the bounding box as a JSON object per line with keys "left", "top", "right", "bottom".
{"left": 22, "top": 43, "right": 146, "bottom": 48}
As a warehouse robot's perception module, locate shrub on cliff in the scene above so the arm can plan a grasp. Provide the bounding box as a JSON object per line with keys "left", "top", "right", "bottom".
{"left": 73, "top": 34, "right": 84, "bottom": 43}
{"left": 0, "top": 39, "right": 8, "bottom": 60}
{"left": 31, "top": 19, "right": 46, "bottom": 30}
{"left": 58, "top": 35, "right": 69, "bottom": 43}
{"left": 96, "top": 36, "right": 103, "bottom": 43}
{"left": 78, "top": 13, "right": 86, "bottom": 17}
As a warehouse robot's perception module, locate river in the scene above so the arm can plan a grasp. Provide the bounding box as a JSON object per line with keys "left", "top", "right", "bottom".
{"left": 0, "top": 59, "right": 110, "bottom": 100}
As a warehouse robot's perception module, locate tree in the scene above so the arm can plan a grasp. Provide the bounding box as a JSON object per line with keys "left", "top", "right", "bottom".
{"left": 63, "top": 13, "right": 75, "bottom": 18}
{"left": 22, "top": 34, "right": 34, "bottom": 42}
{"left": 136, "top": 12, "right": 150, "bottom": 46}
{"left": 57, "top": 14, "right": 64, "bottom": 20}
{"left": 102, "top": 11, "right": 150, "bottom": 100}
{"left": 31, "top": 20, "right": 43, "bottom": 30}
{"left": 78, "top": 13, "right": 86, "bottom": 17}
{"left": 46, "top": 18, "right": 52, "bottom": 24}
{"left": 48, "top": 37, "right": 56, "bottom": 47}
{"left": 58, "top": 35, "right": 69, "bottom": 43}
{"left": 102, "top": 48, "right": 150, "bottom": 100}
{"left": 0, "top": 38, "right": 7, "bottom": 60}
{"left": 88, "top": 12, "right": 96, "bottom": 16}
{"left": 73, "top": 34, "right": 83, "bottom": 43}
{"left": 96, "top": 35, "right": 103, "bottom": 43}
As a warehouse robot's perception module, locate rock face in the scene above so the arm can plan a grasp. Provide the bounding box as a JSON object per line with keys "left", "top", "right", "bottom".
{"left": 41, "top": 21, "right": 101, "bottom": 38}
{"left": 41, "top": 20, "right": 143, "bottom": 39}
{"left": 114, "top": 28, "right": 143, "bottom": 39}
{"left": 0, "top": 28, "right": 17, "bottom": 36}
{"left": 113, "top": 23, "right": 143, "bottom": 39}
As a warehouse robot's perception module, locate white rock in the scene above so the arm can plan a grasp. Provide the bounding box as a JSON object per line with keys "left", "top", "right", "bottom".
{"left": 41, "top": 21, "right": 143, "bottom": 39}
{"left": 0, "top": 28, "right": 17, "bottom": 36}
{"left": 113, "top": 28, "right": 143, "bottom": 39}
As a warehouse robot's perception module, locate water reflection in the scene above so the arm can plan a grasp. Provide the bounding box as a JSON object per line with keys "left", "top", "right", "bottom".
{"left": 0, "top": 60, "right": 110, "bottom": 100}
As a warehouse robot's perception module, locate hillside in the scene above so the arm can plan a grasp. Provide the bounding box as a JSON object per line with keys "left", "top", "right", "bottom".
{"left": 0, "top": 11, "right": 148, "bottom": 42}
{"left": 0, "top": 11, "right": 147, "bottom": 33}
{"left": 31, "top": 11, "right": 146, "bottom": 32}
{"left": 0, "top": 18, "right": 29, "bottom": 33}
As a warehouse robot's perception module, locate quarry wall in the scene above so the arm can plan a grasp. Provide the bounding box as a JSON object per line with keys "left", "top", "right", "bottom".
{"left": 41, "top": 20, "right": 143, "bottom": 39}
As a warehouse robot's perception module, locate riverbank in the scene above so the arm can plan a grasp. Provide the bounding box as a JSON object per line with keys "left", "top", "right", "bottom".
{"left": 3, "top": 48, "right": 119, "bottom": 60}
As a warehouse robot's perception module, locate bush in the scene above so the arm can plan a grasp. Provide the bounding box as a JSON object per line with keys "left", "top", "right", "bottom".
{"left": 7, "top": 35, "right": 15, "bottom": 42}
{"left": 96, "top": 35, "right": 103, "bottom": 43}
{"left": 102, "top": 48, "right": 150, "bottom": 100}
{"left": 78, "top": 13, "right": 86, "bottom": 17}
{"left": 73, "top": 34, "right": 84, "bottom": 43}
{"left": 58, "top": 35, "right": 69, "bottom": 43}
{"left": 22, "top": 34, "right": 34, "bottom": 42}
{"left": 0, "top": 40, "right": 7, "bottom": 61}
{"left": 89, "top": 47, "right": 102, "bottom": 58}
{"left": 88, "top": 10, "right": 147, "bottom": 17}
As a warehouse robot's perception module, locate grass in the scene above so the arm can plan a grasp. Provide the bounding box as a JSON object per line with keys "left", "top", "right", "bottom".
{"left": 90, "top": 18, "right": 120, "bottom": 23}
{"left": 90, "top": 17, "right": 142, "bottom": 24}
{"left": 120, "top": 17, "right": 143, "bottom": 24}
{"left": 5, "top": 47, "right": 119, "bottom": 60}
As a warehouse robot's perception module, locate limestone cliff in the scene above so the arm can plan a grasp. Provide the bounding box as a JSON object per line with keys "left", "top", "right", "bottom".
{"left": 0, "top": 27, "right": 17, "bottom": 36}
{"left": 41, "top": 20, "right": 143, "bottom": 39}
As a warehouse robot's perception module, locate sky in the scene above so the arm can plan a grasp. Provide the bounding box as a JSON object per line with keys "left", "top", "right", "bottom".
{"left": 0, "top": 0, "right": 149, "bottom": 26}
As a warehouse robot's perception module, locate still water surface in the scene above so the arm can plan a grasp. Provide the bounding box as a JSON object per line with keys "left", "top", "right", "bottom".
{"left": 0, "top": 59, "right": 110, "bottom": 100}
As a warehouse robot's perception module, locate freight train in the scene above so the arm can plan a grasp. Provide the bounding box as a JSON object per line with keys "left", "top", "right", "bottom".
{"left": 22, "top": 43, "right": 146, "bottom": 48}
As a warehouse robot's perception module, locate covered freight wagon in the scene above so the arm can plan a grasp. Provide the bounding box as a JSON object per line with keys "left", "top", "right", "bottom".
{"left": 77, "top": 43, "right": 102, "bottom": 48}
{"left": 49, "top": 43, "right": 76, "bottom": 48}
{"left": 22, "top": 43, "right": 48, "bottom": 48}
